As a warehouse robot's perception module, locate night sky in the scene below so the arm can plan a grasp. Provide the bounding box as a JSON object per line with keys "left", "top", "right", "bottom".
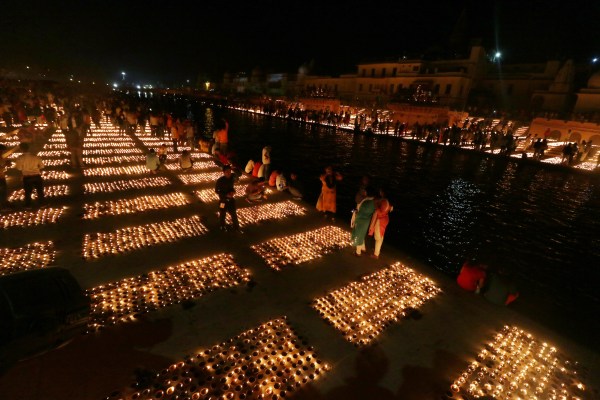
{"left": 1, "top": 0, "right": 598, "bottom": 85}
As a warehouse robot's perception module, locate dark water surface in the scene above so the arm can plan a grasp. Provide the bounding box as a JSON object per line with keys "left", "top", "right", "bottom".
{"left": 204, "top": 108, "right": 600, "bottom": 338}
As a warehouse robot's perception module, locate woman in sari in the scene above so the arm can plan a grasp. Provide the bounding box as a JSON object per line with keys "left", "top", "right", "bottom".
{"left": 351, "top": 187, "right": 376, "bottom": 256}
{"left": 368, "top": 188, "right": 393, "bottom": 259}
{"left": 316, "top": 166, "right": 342, "bottom": 221}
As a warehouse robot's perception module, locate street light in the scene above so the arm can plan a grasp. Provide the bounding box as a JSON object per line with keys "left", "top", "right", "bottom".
{"left": 121, "top": 71, "right": 126, "bottom": 81}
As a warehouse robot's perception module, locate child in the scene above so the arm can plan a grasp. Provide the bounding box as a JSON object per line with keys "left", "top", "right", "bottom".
{"left": 179, "top": 150, "right": 193, "bottom": 170}
{"left": 146, "top": 149, "right": 160, "bottom": 174}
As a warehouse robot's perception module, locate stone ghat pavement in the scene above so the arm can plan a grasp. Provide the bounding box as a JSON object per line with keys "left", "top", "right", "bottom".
{"left": 0, "top": 123, "right": 598, "bottom": 400}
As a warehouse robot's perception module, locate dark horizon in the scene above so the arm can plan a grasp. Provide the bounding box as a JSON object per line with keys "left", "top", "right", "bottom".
{"left": 1, "top": 0, "right": 598, "bottom": 85}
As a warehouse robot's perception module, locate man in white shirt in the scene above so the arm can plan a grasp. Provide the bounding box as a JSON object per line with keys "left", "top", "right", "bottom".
{"left": 14, "top": 143, "right": 45, "bottom": 208}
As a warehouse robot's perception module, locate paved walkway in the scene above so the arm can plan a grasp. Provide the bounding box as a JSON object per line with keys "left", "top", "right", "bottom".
{"left": 0, "top": 123, "right": 598, "bottom": 400}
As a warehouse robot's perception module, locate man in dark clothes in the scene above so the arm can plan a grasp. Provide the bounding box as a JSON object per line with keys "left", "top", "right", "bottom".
{"left": 215, "top": 165, "right": 240, "bottom": 232}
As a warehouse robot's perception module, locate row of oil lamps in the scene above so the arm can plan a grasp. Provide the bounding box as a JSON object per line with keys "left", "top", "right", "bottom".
{"left": 83, "top": 177, "right": 172, "bottom": 194}
{"left": 41, "top": 159, "right": 70, "bottom": 167}
{"left": 165, "top": 161, "right": 219, "bottom": 171}
{"left": 450, "top": 325, "right": 586, "bottom": 399}
{"left": 109, "top": 317, "right": 329, "bottom": 400}
{"left": 312, "top": 262, "right": 441, "bottom": 346}
{"left": 84, "top": 165, "right": 148, "bottom": 177}
{"left": 178, "top": 172, "right": 234, "bottom": 185}
{"left": 226, "top": 201, "right": 306, "bottom": 228}
{"left": 83, "top": 192, "right": 191, "bottom": 219}
{"left": 195, "top": 184, "right": 247, "bottom": 203}
{"left": 82, "top": 148, "right": 144, "bottom": 155}
{"left": 42, "top": 170, "right": 70, "bottom": 181}
{"left": 83, "top": 155, "right": 145, "bottom": 165}
{"left": 82, "top": 215, "right": 208, "bottom": 259}
{"left": 0, "top": 207, "right": 66, "bottom": 229}
{"left": 8, "top": 185, "right": 70, "bottom": 202}
{"left": 0, "top": 241, "right": 55, "bottom": 276}
{"left": 88, "top": 253, "right": 250, "bottom": 329}
{"left": 251, "top": 225, "right": 351, "bottom": 271}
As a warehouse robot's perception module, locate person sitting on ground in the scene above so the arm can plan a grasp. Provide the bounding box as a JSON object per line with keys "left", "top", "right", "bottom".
{"left": 251, "top": 160, "right": 263, "bottom": 178}
{"left": 245, "top": 178, "right": 266, "bottom": 203}
{"left": 287, "top": 172, "right": 304, "bottom": 200}
{"left": 275, "top": 171, "right": 287, "bottom": 192}
{"left": 157, "top": 143, "right": 168, "bottom": 165}
{"left": 179, "top": 150, "right": 193, "bottom": 170}
{"left": 268, "top": 169, "right": 280, "bottom": 187}
{"left": 244, "top": 159, "right": 255, "bottom": 174}
{"left": 146, "top": 149, "right": 161, "bottom": 174}
{"left": 481, "top": 267, "right": 519, "bottom": 306}
{"left": 457, "top": 257, "right": 488, "bottom": 293}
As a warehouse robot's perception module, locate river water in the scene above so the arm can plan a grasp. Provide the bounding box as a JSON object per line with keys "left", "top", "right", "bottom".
{"left": 199, "top": 106, "right": 600, "bottom": 317}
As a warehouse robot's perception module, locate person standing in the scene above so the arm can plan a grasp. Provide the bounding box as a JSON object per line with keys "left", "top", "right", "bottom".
{"left": 215, "top": 165, "right": 240, "bottom": 232}
{"left": 216, "top": 118, "right": 229, "bottom": 155}
{"left": 14, "top": 143, "right": 45, "bottom": 208}
{"left": 368, "top": 188, "right": 393, "bottom": 259}
{"left": 351, "top": 188, "right": 375, "bottom": 256}
{"left": 261, "top": 145, "right": 272, "bottom": 180}
{"left": 65, "top": 128, "right": 84, "bottom": 170}
{"left": 316, "top": 166, "right": 342, "bottom": 220}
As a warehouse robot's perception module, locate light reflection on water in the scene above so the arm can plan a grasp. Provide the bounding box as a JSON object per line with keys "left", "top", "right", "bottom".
{"left": 202, "top": 109, "right": 600, "bottom": 309}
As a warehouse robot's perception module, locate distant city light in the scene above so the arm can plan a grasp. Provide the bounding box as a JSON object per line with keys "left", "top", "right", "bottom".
{"left": 136, "top": 85, "right": 141, "bottom": 89}
{"left": 205, "top": 81, "right": 210, "bottom": 90}
{"left": 26, "top": 66, "right": 30, "bottom": 69}
{"left": 593, "top": 58, "right": 598, "bottom": 63}
{"left": 113, "top": 83, "right": 118, "bottom": 88}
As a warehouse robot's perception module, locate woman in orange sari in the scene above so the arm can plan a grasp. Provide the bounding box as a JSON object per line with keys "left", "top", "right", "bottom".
{"left": 368, "top": 188, "right": 393, "bottom": 258}
{"left": 316, "top": 166, "right": 342, "bottom": 221}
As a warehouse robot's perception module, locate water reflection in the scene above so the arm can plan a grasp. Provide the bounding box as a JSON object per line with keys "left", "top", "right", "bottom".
{"left": 421, "top": 179, "right": 481, "bottom": 272}
{"left": 201, "top": 108, "right": 600, "bottom": 309}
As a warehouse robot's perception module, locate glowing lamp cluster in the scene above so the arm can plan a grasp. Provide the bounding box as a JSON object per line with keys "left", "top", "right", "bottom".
{"left": 87, "top": 253, "right": 250, "bottom": 329}
{"left": 165, "top": 160, "right": 219, "bottom": 171}
{"left": 37, "top": 150, "right": 71, "bottom": 157}
{"left": 194, "top": 184, "right": 247, "bottom": 203}
{"left": 83, "top": 155, "right": 145, "bottom": 165}
{"left": 83, "top": 142, "right": 136, "bottom": 149}
{"left": 450, "top": 325, "right": 587, "bottom": 399}
{"left": 82, "top": 148, "right": 143, "bottom": 155}
{"left": 312, "top": 262, "right": 441, "bottom": 345}
{"left": 0, "top": 207, "right": 66, "bottom": 229}
{"left": 178, "top": 172, "right": 250, "bottom": 185}
{"left": 42, "top": 143, "right": 68, "bottom": 149}
{"left": 83, "top": 192, "right": 190, "bottom": 219}
{"left": 110, "top": 317, "right": 329, "bottom": 400}
{"left": 41, "top": 159, "right": 70, "bottom": 167}
{"left": 82, "top": 215, "right": 208, "bottom": 259}
{"left": 83, "top": 165, "right": 147, "bottom": 177}
{"left": 9, "top": 184, "right": 70, "bottom": 202}
{"left": 0, "top": 241, "right": 55, "bottom": 276}
{"left": 228, "top": 201, "right": 306, "bottom": 227}
{"left": 83, "top": 176, "right": 172, "bottom": 194}
{"left": 42, "top": 170, "right": 70, "bottom": 181}
{"left": 252, "top": 226, "right": 351, "bottom": 270}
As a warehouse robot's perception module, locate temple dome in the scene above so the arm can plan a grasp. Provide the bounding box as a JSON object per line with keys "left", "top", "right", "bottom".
{"left": 587, "top": 71, "right": 600, "bottom": 89}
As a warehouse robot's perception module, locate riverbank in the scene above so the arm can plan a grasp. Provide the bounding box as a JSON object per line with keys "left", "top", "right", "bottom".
{"left": 0, "top": 122, "right": 598, "bottom": 399}
{"left": 219, "top": 104, "right": 600, "bottom": 175}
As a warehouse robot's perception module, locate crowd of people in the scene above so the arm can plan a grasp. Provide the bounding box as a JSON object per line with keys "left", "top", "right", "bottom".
{"left": 2, "top": 86, "right": 530, "bottom": 311}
